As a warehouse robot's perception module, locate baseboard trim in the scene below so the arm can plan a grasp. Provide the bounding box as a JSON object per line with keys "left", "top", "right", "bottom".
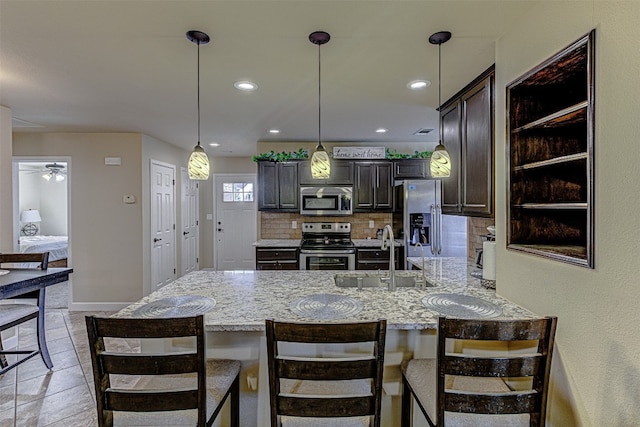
{"left": 68, "top": 302, "right": 132, "bottom": 312}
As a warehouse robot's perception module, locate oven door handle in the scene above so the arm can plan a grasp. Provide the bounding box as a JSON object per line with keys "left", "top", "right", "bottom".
{"left": 300, "top": 249, "right": 356, "bottom": 254}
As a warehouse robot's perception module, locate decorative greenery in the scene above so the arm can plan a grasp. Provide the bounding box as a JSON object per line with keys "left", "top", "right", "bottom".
{"left": 252, "top": 148, "right": 309, "bottom": 162}
{"left": 252, "top": 148, "right": 431, "bottom": 162}
{"left": 385, "top": 148, "right": 432, "bottom": 159}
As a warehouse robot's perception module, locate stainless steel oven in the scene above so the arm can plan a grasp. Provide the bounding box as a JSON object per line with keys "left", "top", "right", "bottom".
{"left": 299, "top": 222, "right": 356, "bottom": 270}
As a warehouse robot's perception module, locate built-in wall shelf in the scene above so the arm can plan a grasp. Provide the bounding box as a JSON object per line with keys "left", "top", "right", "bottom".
{"left": 507, "top": 30, "right": 595, "bottom": 268}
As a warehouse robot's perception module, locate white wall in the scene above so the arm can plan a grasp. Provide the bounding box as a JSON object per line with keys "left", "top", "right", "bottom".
{"left": 0, "top": 106, "right": 13, "bottom": 252}
{"left": 496, "top": 2, "right": 640, "bottom": 425}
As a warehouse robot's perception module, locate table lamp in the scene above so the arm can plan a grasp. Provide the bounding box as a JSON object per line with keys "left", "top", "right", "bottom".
{"left": 20, "top": 209, "right": 41, "bottom": 236}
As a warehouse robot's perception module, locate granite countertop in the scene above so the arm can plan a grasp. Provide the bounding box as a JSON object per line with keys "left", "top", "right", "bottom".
{"left": 407, "top": 256, "right": 484, "bottom": 288}
{"left": 253, "top": 239, "right": 300, "bottom": 248}
{"left": 116, "top": 258, "right": 534, "bottom": 332}
{"left": 353, "top": 238, "right": 403, "bottom": 248}
{"left": 253, "top": 239, "right": 402, "bottom": 248}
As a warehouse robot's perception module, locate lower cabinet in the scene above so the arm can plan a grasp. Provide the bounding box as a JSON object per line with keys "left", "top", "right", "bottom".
{"left": 356, "top": 246, "right": 404, "bottom": 270}
{"left": 255, "top": 248, "right": 299, "bottom": 270}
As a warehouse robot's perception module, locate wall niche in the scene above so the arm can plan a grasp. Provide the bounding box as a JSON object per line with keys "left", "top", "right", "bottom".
{"left": 506, "top": 30, "right": 595, "bottom": 268}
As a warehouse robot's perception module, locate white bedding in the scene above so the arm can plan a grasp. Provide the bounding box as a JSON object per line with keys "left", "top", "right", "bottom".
{"left": 19, "top": 235, "right": 68, "bottom": 261}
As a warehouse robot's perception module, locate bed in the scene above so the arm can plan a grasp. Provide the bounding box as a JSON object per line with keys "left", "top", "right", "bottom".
{"left": 19, "top": 235, "right": 68, "bottom": 267}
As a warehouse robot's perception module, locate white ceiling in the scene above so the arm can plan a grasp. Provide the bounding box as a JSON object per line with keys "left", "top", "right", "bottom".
{"left": 0, "top": 0, "right": 537, "bottom": 157}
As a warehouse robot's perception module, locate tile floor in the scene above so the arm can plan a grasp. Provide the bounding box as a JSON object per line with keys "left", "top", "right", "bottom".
{"left": 0, "top": 308, "right": 113, "bottom": 427}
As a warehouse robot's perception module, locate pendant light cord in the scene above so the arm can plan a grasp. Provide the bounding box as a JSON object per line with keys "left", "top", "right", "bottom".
{"left": 317, "top": 42, "right": 322, "bottom": 148}
{"left": 438, "top": 42, "right": 442, "bottom": 118}
{"left": 197, "top": 40, "right": 201, "bottom": 146}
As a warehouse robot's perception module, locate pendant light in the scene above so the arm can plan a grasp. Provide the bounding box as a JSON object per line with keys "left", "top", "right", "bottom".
{"left": 309, "top": 31, "right": 331, "bottom": 179}
{"left": 186, "top": 30, "right": 210, "bottom": 180}
{"left": 429, "top": 31, "right": 452, "bottom": 178}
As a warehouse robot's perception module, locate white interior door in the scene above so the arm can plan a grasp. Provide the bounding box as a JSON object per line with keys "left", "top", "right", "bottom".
{"left": 151, "top": 160, "right": 176, "bottom": 290}
{"left": 181, "top": 167, "right": 199, "bottom": 275}
{"left": 214, "top": 174, "right": 257, "bottom": 270}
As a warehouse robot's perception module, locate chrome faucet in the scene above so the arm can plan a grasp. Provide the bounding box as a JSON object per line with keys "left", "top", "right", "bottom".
{"left": 414, "top": 242, "right": 427, "bottom": 288}
{"left": 381, "top": 224, "right": 396, "bottom": 291}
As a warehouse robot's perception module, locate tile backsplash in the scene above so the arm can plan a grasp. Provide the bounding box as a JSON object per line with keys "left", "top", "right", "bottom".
{"left": 259, "top": 212, "right": 392, "bottom": 240}
{"left": 259, "top": 212, "right": 493, "bottom": 263}
{"left": 467, "top": 217, "right": 495, "bottom": 260}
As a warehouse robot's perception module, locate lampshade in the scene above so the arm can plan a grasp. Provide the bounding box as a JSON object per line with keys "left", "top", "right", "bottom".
{"left": 430, "top": 143, "right": 452, "bottom": 177}
{"left": 309, "top": 31, "right": 331, "bottom": 179}
{"left": 429, "top": 31, "right": 452, "bottom": 178}
{"left": 186, "top": 30, "right": 210, "bottom": 180}
{"left": 188, "top": 144, "right": 210, "bottom": 180}
{"left": 21, "top": 209, "right": 41, "bottom": 223}
{"left": 310, "top": 145, "right": 330, "bottom": 179}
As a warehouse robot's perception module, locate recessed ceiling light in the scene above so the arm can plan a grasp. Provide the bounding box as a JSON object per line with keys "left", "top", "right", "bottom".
{"left": 209, "top": 142, "right": 220, "bottom": 147}
{"left": 234, "top": 80, "right": 258, "bottom": 91}
{"left": 407, "top": 80, "right": 431, "bottom": 90}
{"left": 269, "top": 129, "right": 280, "bottom": 134}
{"left": 375, "top": 128, "right": 388, "bottom": 133}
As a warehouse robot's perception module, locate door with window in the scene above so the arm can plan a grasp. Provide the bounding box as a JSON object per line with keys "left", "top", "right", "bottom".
{"left": 214, "top": 174, "right": 257, "bottom": 270}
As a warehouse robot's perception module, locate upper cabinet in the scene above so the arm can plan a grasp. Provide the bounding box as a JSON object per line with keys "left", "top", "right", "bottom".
{"left": 257, "top": 161, "right": 299, "bottom": 211}
{"left": 392, "top": 159, "right": 430, "bottom": 180}
{"left": 506, "top": 31, "right": 595, "bottom": 268}
{"left": 299, "top": 160, "right": 354, "bottom": 185}
{"left": 353, "top": 162, "right": 393, "bottom": 211}
{"left": 441, "top": 65, "right": 495, "bottom": 217}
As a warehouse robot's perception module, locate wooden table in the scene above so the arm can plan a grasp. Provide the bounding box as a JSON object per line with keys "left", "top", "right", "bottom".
{"left": 0, "top": 267, "right": 73, "bottom": 373}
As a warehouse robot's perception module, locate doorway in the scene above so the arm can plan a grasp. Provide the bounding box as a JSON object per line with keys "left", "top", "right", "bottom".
{"left": 12, "top": 157, "right": 71, "bottom": 308}
{"left": 213, "top": 174, "right": 257, "bottom": 270}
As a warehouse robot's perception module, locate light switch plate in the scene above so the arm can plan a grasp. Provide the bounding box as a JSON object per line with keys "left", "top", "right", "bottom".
{"left": 369, "top": 220, "right": 375, "bottom": 228}
{"left": 292, "top": 220, "right": 297, "bottom": 229}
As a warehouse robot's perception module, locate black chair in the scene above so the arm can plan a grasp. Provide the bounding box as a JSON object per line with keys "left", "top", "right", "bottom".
{"left": 85, "top": 314, "right": 241, "bottom": 427}
{"left": 0, "top": 252, "right": 51, "bottom": 374}
{"left": 401, "top": 316, "right": 557, "bottom": 427}
{"left": 265, "top": 318, "right": 387, "bottom": 427}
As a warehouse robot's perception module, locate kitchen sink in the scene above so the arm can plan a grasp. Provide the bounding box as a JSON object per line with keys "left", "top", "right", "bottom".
{"left": 334, "top": 271, "right": 435, "bottom": 288}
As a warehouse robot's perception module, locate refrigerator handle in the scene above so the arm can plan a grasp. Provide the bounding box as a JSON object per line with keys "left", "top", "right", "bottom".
{"left": 436, "top": 204, "right": 443, "bottom": 255}
{"left": 430, "top": 204, "right": 436, "bottom": 255}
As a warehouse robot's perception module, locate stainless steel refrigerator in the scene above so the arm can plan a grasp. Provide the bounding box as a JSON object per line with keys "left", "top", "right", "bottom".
{"left": 392, "top": 180, "right": 467, "bottom": 264}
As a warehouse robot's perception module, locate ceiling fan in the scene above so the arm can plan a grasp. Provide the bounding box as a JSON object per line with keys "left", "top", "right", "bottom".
{"left": 41, "top": 163, "right": 66, "bottom": 181}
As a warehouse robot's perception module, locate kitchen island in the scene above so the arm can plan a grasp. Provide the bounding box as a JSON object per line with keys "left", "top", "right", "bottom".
{"left": 115, "top": 262, "right": 534, "bottom": 426}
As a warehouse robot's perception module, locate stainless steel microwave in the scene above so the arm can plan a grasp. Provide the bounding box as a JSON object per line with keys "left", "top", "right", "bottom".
{"left": 300, "top": 186, "right": 353, "bottom": 216}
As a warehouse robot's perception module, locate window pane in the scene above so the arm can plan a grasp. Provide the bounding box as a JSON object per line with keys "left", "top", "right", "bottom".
{"left": 223, "top": 193, "right": 233, "bottom": 202}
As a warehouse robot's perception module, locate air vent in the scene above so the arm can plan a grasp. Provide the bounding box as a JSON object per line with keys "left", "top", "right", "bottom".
{"left": 413, "top": 128, "right": 434, "bottom": 135}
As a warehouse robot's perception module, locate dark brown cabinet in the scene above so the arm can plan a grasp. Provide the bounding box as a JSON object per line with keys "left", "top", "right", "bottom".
{"left": 356, "top": 246, "right": 404, "bottom": 270}
{"left": 257, "top": 161, "right": 299, "bottom": 211}
{"left": 255, "top": 247, "right": 299, "bottom": 270}
{"left": 299, "top": 160, "right": 353, "bottom": 185}
{"left": 393, "top": 159, "right": 430, "bottom": 179}
{"left": 353, "top": 162, "right": 393, "bottom": 211}
{"left": 506, "top": 31, "right": 594, "bottom": 268}
{"left": 441, "top": 65, "right": 494, "bottom": 217}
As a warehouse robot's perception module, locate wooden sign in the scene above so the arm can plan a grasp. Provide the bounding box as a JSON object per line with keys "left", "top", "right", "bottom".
{"left": 332, "top": 147, "right": 386, "bottom": 159}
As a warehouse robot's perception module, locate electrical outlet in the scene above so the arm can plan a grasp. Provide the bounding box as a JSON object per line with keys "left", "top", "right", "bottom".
{"left": 292, "top": 220, "right": 297, "bottom": 229}
{"left": 369, "top": 220, "right": 375, "bottom": 228}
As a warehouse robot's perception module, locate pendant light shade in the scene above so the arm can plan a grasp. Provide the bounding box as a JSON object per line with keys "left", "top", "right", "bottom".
{"left": 429, "top": 31, "right": 452, "bottom": 178}
{"left": 186, "top": 30, "right": 210, "bottom": 180}
{"left": 309, "top": 31, "right": 331, "bottom": 179}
